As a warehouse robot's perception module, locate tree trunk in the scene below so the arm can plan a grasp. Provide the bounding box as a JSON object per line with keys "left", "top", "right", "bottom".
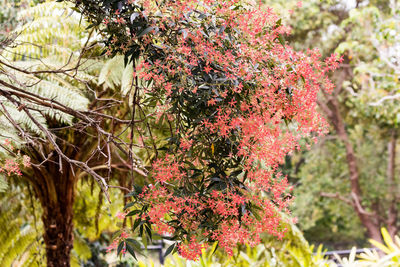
{"left": 31, "top": 159, "right": 76, "bottom": 267}
{"left": 327, "top": 96, "right": 383, "bottom": 243}
{"left": 318, "top": 68, "right": 384, "bottom": 243}
{"left": 42, "top": 199, "right": 74, "bottom": 267}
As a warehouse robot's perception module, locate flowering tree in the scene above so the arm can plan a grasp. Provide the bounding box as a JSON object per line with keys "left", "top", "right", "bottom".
{"left": 73, "top": 0, "right": 340, "bottom": 260}
{"left": 0, "top": 0, "right": 339, "bottom": 265}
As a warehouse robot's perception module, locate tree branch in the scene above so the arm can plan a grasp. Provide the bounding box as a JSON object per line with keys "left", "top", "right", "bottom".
{"left": 320, "top": 192, "right": 352, "bottom": 206}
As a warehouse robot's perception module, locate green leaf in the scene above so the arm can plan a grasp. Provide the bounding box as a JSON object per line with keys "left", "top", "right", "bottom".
{"left": 126, "top": 238, "right": 142, "bottom": 250}
{"left": 133, "top": 218, "right": 142, "bottom": 231}
{"left": 126, "top": 210, "right": 141, "bottom": 217}
{"left": 138, "top": 27, "right": 154, "bottom": 38}
{"left": 117, "top": 241, "right": 125, "bottom": 256}
{"left": 124, "top": 202, "right": 135, "bottom": 210}
{"left": 125, "top": 191, "right": 136, "bottom": 197}
{"left": 85, "top": 23, "right": 96, "bottom": 30}
{"left": 139, "top": 224, "right": 144, "bottom": 237}
{"left": 142, "top": 232, "right": 148, "bottom": 249}
{"left": 145, "top": 225, "right": 152, "bottom": 241}
{"left": 130, "top": 13, "right": 140, "bottom": 23}
{"left": 164, "top": 243, "right": 176, "bottom": 258}
{"left": 210, "top": 242, "right": 218, "bottom": 257}
{"left": 275, "top": 18, "right": 282, "bottom": 27}
{"left": 278, "top": 34, "right": 285, "bottom": 47}
{"left": 111, "top": 230, "right": 122, "bottom": 240}
{"left": 126, "top": 243, "right": 137, "bottom": 260}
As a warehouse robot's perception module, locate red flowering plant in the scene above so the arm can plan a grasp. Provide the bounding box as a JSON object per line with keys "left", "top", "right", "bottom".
{"left": 0, "top": 139, "right": 31, "bottom": 184}
{"left": 75, "top": 0, "right": 340, "bottom": 260}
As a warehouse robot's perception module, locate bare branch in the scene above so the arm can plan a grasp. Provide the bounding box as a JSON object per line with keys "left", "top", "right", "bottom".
{"left": 320, "top": 192, "right": 353, "bottom": 206}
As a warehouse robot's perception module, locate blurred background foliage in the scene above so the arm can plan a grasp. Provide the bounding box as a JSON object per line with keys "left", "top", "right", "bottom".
{"left": 265, "top": 0, "right": 400, "bottom": 251}
{"left": 1, "top": 0, "right": 400, "bottom": 266}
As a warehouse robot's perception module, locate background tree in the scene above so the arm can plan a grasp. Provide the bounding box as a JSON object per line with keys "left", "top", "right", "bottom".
{"left": 262, "top": 0, "right": 400, "bottom": 247}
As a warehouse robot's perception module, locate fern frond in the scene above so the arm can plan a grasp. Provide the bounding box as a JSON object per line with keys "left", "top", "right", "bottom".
{"left": 16, "top": 1, "right": 77, "bottom": 21}
{"left": 1, "top": 225, "right": 38, "bottom": 267}
{"left": 5, "top": 2, "right": 89, "bottom": 60}
{"left": 0, "top": 174, "right": 8, "bottom": 192}
{"left": 0, "top": 196, "right": 43, "bottom": 267}
{"left": 0, "top": 98, "right": 47, "bottom": 136}
{"left": 98, "top": 55, "right": 144, "bottom": 96}
{"left": 98, "top": 55, "right": 126, "bottom": 89}
{"left": 0, "top": 117, "right": 22, "bottom": 152}
{"left": 121, "top": 61, "right": 134, "bottom": 96}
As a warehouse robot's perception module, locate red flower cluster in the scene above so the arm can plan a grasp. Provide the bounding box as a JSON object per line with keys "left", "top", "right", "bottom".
{"left": 106, "top": 231, "right": 129, "bottom": 254}
{"left": 177, "top": 237, "right": 207, "bottom": 261}
{"left": 102, "top": 0, "right": 341, "bottom": 260}
{"left": 1, "top": 159, "right": 22, "bottom": 176}
{"left": 0, "top": 139, "right": 31, "bottom": 176}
